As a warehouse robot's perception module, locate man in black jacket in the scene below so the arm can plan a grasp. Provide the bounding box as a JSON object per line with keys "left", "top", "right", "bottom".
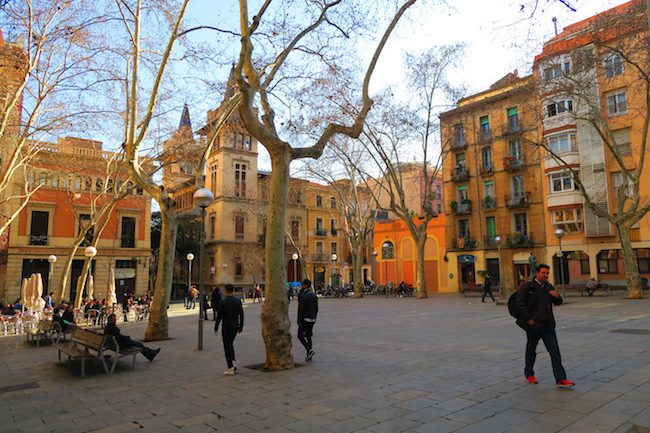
{"left": 515, "top": 264, "right": 574, "bottom": 387}
{"left": 297, "top": 279, "right": 319, "bottom": 361}
{"left": 215, "top": 284, "right": 244, "bottom": 376}
{"left": 104, "top": 314, "right": 160, "bottom": 361}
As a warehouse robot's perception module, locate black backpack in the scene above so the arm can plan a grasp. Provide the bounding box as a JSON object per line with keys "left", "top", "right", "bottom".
{"left": 508, "top": 286, "right": 534, "bottom": 319}
{"left": 507, "top": 291, "right": 520, "bottom": 319}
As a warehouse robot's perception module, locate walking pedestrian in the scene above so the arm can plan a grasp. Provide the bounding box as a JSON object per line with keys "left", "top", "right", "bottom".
{"left": 514, "top": 264, "right": 574, "bottom": 387}
{"left": 481, "top": 273, "right": 495, "bottom": 303}
{"left": 297, "top": 278, "right": 318, "bottom": 362}
{"left": 210, "top": 286, "right": 221, "bottom": 321}
{"left": 215, "top": 284, "right": 244, "bottom": 376}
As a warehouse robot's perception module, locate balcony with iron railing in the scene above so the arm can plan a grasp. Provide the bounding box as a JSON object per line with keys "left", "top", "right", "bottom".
{"left": 503, "top": 155, "right": 525, "bottom": 172}
{"left": 450, "top": 166, "right": 470, "bottom": 182}
{"left": 451, "top": 199, "right": 472, "bottom": 215}
{"left": 507, "top": 233, "right": 534, "bottom": 248}
{"left": 311, "top": 253, "right": 327, "bottom": 262}
{"left": 484, "top": 235, "right": 499, "bottom": 248}
{"left": 331, "top": 228, "right": 338, "bottom": 236}
{"left": 29, "top": 234, "right": 49, "bottom": 246}
{"left": 451, "top": 236, "right": 477, "bottom": 250}
{"left": 478, "top": 129, "right": 492, "bottom": 144}
{"left": 505, "top": 192, "right": 531, "bottom": 208}
{"left": 451, "top": 135, "right": 467, "bottom": 150}
{"left": 479, "top": 164, "right": 494, "bottom": 176}
{"left": 501, "top": 121, "right": 522, "bottom": 137}
{"left": 314, "top": 228, "right": 328, "bottom": 237}
{"left": 482, "top": 196, "right": 497, "bottom": 211}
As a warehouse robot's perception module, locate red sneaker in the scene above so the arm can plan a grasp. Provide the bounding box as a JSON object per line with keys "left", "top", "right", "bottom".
{"left": 526, "top": 376, "right": 538, "bottom": 384}
{"left": 556, "top": 379, "right": 575, "bottom": 388}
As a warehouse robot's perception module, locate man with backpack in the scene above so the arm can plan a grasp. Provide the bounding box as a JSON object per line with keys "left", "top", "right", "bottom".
{"left": 509, "top": 263, "right": 575, "bottom": 388}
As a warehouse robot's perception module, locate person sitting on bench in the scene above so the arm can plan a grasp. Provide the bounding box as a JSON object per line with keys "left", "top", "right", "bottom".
{"left": 103, "top": 314, "right": 160, "bottom": 361}
{"left": 585, "top": 278, "right": 606, "bottom": 296}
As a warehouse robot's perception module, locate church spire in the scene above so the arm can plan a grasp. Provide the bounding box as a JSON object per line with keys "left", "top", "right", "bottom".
{"left": 224, "top": 63, "right": 236, "bottom": 100}
{"left": 178, "top": 103, "right": 192, "bottom": 132}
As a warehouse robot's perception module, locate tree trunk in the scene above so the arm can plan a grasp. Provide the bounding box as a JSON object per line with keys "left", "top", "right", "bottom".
{"left": 74, "top": 258, "right": 91, "bottom": 308}
{"left": 617, "top": 223, "right": 644, "bottom": 299}
{"left": 415, "top": 232, "right": 428, "bottom": 299}
{"left": 261, "top": 148, "right": 294, "bottom": 371}
{"left": 56, "top": 243, "right": 82, "bottom": 304}
{"left": 144, "top": 205, "right": 178, "bottom": 341}
{"left": 352, "top": 243, "right": 364, "bottom": 298}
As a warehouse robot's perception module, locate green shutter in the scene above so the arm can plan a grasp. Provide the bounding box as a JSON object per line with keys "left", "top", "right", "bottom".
{"left": 458, "top": 185, "right": 467, "bottom": 191}
{"left": 507, "top": 107, "right": 518, "bottom": 117}
{"left": 484, "top": 180, "right": 494, "bottom": 187}
{"left": 480, "top": 116, "right": 489, "bottom": 126}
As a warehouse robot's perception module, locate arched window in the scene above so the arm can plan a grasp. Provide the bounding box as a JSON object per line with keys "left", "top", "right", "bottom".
{"left": 382, "top": 241, "right": 395, "bottom": 259}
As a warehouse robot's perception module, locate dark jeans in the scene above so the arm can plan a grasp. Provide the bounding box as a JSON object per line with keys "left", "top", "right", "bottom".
{"left": 128, "top": 340, "right": 155, "bottom": 359}
{"left": 524, "top": 323, "right": 566, "bottom": 381}
{"left": 481, "top": 287, "right": 495, "bottom": 302}
{"left": 298, "top": 321, "right": 315, "bottom": 353}
{"left": 222, "top": 325, "right": 238, "bottom": 368}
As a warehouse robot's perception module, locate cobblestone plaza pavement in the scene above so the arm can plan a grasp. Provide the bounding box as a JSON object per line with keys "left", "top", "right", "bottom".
{"left": 2, "top": 294, "right": 650, "bottom": 433}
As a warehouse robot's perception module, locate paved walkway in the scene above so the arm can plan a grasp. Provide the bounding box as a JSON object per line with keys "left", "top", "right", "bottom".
{"left": 1, "top": 294, "right": 650, "bottom": 433}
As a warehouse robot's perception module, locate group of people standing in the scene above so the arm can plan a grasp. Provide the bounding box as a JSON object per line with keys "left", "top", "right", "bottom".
{"left": 213, "top": 278, "right": 319, "bottom": 376}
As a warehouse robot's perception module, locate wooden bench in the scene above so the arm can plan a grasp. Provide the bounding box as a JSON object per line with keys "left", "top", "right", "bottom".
{"left": 25, "top": 320, "right": 55, "bottom": 347}
{"left": 52, "top": 328, "right": 110, "bottom": 377}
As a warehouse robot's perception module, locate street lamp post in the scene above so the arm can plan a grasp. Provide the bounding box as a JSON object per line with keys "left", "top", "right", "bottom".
{"left": 47, "top": 255, "right": 57, "bottom": 296}
{"left": 193, "top": 187, "right": 214, "bottom": 351}
{"left": 330, "top": 253, "right": 338, "bottom": 287}
{"left": 554, "top": 228, "right": 566, "bottom": 294}
{"left": 186, "top": 253, "right": 194, "bottom": 308}
{"left": 84, "top": 246, "right": 97, "bottom": 300}
{"left": 382, "top": 242, "right": 391, "bottom": 287}
{"left": 292, "top": 253, "right": 299, "bottom": 282}
{"left": 494, "top": 235, "right": 503, "bottom": 293}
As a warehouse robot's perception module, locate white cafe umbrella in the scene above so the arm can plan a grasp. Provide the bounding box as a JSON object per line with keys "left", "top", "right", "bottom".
{"left": 24, "top": 274, "right": 35, "bottom": 310}
{"left": 20, "top": 278, "right": 28, "bottom": 308}
{"left": 108, "top": 268, "right": 117, "bottom": 305}
{"left": 87, "top": 274, "right": 94, "bottom": 300}
{"left": 33, "top": 273, "right": 45, "bottom": 313}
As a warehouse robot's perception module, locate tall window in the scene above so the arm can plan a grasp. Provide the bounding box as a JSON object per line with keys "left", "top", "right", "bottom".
{"left": 235, "top": 215, "right": 245, "bottom": 239}
{"left": 481, "top": 147, "right": 492, "bottom": 172}
{"left": 613, "top": 172, "right": 634, "bottom": 199}
{"left": 78, "top": 214, "right": 93, "bottom": 246}
{"left": 549, "top": 171, "right": 576, "bottom": 193}
{"left": 513, "top": 213, "right": 528, "bottom": 235}
{"left": 210, "top": 164, "right": 218, "bottom": 196}
{"left": 455, "top": 152, "right": 466, "bottom": 168}
{"left": 316, "top": 218, "right": 324, "bottom": 235}
{"left": 121, "top": 216, "right": 136, "bottom": 248}
{"left": 543, "top": 60, "right": 570, "bottom": 80}
{"left": 235, "top": 258, "right": 243, "bottom": 276}
{"left": 316, "top": 242, "right": 324, "bottom": 254}
{"left": 244, "top": 135, "right": 252, "bottom": 150}
{"left": 607, "top": 90, "right": 627, "bottom": 116}
{"left": 330, "top": 196, "right": 336, "bottom": 209}
{"left": 507, "top": 107, "right": 519, "bottom": 131}
{"left": 316, "top": 195, "right": 323, "bottom": 207}
{"left": 291, "top": 220, "right": 300, "bottom": 239}
{"left": 612, "top": 128, "right": 631, "bottom": 156}
{"left": 330, "top": 219, "right": 337, "bottom": 235}
{"left": 381, "top": 241, "right": 394, "bottom": 259}
{"left": 331, "top": 242, "right": 337, "bottom": 255}
{"left": 486, "top": 216, "right": 496, "bottom": 241}
{"left": 637, "top": 249, "right": 650, "bottom": 273}
{"left": 511, "top": 175, "right": 524, "bottom": 198}
{"left": 552, "top": 208, "right": 583, "bottom": 233}
{"left": 458, "top": 219, "right": 470, "bottom": 238}
{"left": 29, "top": 211, "right": 49, "bottom": 245}
{"left": 546, "top": 133, "right": 576, "bottom": 154}
{"left": 604, "top": 54, "right": 623, "bottom": 78}
{"left": 210, "top": 214, "right": 216, "bottom": 238}
{"left": 598, "top": 250, "right": 618, "bottom": 274}
{"left": 508, "top": 139, "right": 522, "bottom": 160}
{"left": 457, "top": 185, "right": 468, "bottom": 201}
{"left": 546, "top": 98, "right": 573, "bottom": 117}
{"left": 453, "top": 124, "right": 465, "bottom": 147}
{"left": 234, "top": 163, "right": 247, "bottom": 197}
{"left": 479, "top": 115, "right": 490, "bottom": 140}
{"left": 483, "top": 180, "right": 494, "bottom": 199}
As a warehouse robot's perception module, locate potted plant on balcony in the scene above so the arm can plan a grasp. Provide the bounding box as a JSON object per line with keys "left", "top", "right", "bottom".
{"left": 483, "top": 195, "right": 494, "bottom": 209}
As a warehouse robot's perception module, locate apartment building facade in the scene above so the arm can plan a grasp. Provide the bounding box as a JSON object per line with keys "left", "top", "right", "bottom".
{"left": 535, "top": 0, "right": 650, "bottom": 287}
{"left": 2, "top": 137, "right": 151, "bottom": 303}
{"left": 440, "top": 73, "right": 545, "bottom": 293}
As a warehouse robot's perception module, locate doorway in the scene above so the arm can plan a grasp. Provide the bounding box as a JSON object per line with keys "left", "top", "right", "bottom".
{"left": 514, "top": 263, "right": 529, "bottom": 287}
